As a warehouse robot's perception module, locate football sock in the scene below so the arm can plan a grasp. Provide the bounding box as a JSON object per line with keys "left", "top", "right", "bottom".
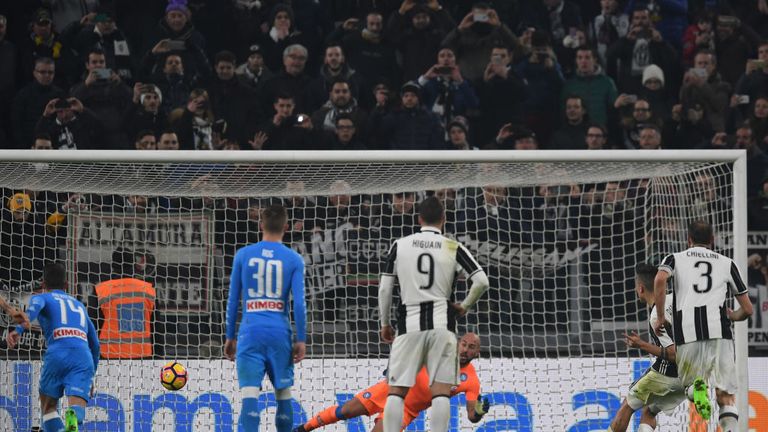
{"left": 638, "top": 424, "right": 654, "bottom": 432}
{"left": 42, "top": 412, "right": 64, "bottom": 432}
{"left": 304, "top": 405, "right": 343, "bottom": 431}
{"left": 275, "top": 398, "right": 293, "bottom": 432}
{"left": 70, "top": 405, "right": 85, "bottom": 426}
{"left": 239, "top": 398, "right": 260, "bottom": 432}
{"left": 718, "top": 405, "right": 738, "bottom": 432}
{"left": 383, "top": 395, "right": 405, "bottom": 432}
{"left": 430, "top": 395, "right": 451, "bottom": 432}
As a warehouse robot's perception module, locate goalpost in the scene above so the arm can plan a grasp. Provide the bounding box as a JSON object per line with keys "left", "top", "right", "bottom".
{"left": 0, "top": 150, "right": 748, "bottom": 431}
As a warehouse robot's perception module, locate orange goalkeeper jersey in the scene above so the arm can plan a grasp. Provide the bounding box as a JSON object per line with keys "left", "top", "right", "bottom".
{"left": 404, "top": 362, "right": 481, "bottom": 415}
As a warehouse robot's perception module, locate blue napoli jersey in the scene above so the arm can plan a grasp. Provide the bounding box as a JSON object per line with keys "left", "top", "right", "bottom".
{"left": 226, "top": 241, "right": 307, "bottom": 342}
{"left": 16, "top": 290, "right": 100, "bottom": 370}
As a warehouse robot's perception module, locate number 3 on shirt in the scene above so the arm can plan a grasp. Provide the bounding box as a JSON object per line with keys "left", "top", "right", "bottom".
{"left": 247, "top": 257, "right": 283, "bottom": 298}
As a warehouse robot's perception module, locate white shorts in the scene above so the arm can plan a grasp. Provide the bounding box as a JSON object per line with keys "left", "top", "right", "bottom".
{"left": 386, "top": 329, "right": 458, "bottom": 388}
{"left": 676, "top": 338, "right": 738, "bottom": 395}
{"left": 627, "top": 369, "right": 686, "bottom": 414}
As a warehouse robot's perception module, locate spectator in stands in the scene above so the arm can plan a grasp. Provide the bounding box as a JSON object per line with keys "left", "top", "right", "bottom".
{"left": 561, "top": 46, "right": 618, "bottom": 126}
{"left": 322, "top": 114, "right": 367, "bottom": 150}
{"left": 377, "top": 81, "right": 446, "bottom": 150}
{"left": 679, "top": 61, "right": 728, "bottom": 133}
{"left": 17, "top": 8, "right": 74, "bottom": 88}
{"left": 69, "top": 7, "right": 134, "bottom": 82}
{"left": 620, "top": 99, "right": 664, "bottom": 149}
{"left": 11, "top": 57, "right": 65, "bottom": 149}
{"left": 307, "top": 44, "right": 361, "bottom": 111}
{"left": 734, "top": 41, "right": 768, "bottom": 113}
{"left": 520, "top": 0, "right": 583, "bottom": 57}
{"left": 123, "top": 83, "right": 167, "bottom": 138}
{"left": 696, "top": 49, "right": 732, "bottom": 106}
{"left": 249, "top": 93, "right": 312, "bottom": 150}
{"left": 637, "top": 124, "right": 662, "bottom": 149}
{"left": 748, "top": 174, "right": 768, "bottom": 230}
{"left": 714, "top": 15, "right": 754, "bottom": 87}
{"left": 514, "top": 31, "right": 562, "bottom": 148}
{"left": 235, "top": 44, "right": 273, "bottom": 91}
{"left": 734, "top": 125, "right": 768, "bottom": 197}
{"left": 157, "top": 130, "right": 180, "bottom": 150}
{"left": 70, "top": 48, "right": 133, "bottom": 149}
{"left": 336, "top": 11, "right": 399, "bottom": 108}
{"left": 682, "top": 10, "right": 716, "bottom": 67}
{"left": 150, "top": 53, "right": 193, "bottom": 115}
{"left": 385, "top": 1, "right": 455, "bottom": 82}
{"left": 207, "top": 51, "right": 261, "bottom": 146}
{"left": 142, "top": 0, "right": 210, "bottom": 83}
{"left": 170, "top": 88, "right": 216, "bottom": 150}
{"left": 32, "top": 133, "right": 54, "bottom": 150}
{"left": 35, "top": 97, "right": 102, "bottom": 150}
{"left": 0, "top": 15, "right": 15, "bottom": 142}
{"left": 551, "top": 95, "right": 590, "bottom": 149}
{"left": 418, "top": 47, "right": 478, "bottom": 128}
{"left": 637, "top": 64, "right": 672, "bottom": 121}
{"left": 262, "top": 44, "right": 312, "bottom": 114}
{"left": 311, "top": 78, "right": 368, "bottom": 136}
{"left": 668, "top": 99, "right": 715, "bottom": 149}
{"left": 585, "top": 124, "right": 610, "bottom": 149}
{"left": 499, "top": 126, "right": 539, "bottom": 150}
{"left": 605, "top": 7, "right": 678, "bottom": 94}
{"left": 47, "top": 0, "right": 98, "bottom": 32}
{"left": 588, "top": 0, "right": 629, "bottom": 66}
{"left": 254, "top": 3, "right": 309, "bottom": 73}
{"left": 442, "top": 3, "right": 521, "bottom": 82}
{"left": 447, "top": 116, "right": 477, "bottom": 150}
{"left": 134, "top": 130, "right": 157, "bottom": 150}
{"left": 624, "top": 0, "right": 687, "bottom": 53}
{"left": 747, "top": 96, "right": 768, "bottom": 150}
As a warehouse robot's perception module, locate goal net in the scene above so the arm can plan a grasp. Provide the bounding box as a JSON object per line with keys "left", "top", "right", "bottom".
{"left": 0, "top": 150, "right": 747, "bottom": 431}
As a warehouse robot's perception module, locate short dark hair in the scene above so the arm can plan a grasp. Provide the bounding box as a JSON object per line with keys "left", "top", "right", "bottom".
{"left": 34, "top": 57, "right": 55, "bottom": 68}
{"left": 135, "top": 129, "right": 155, "bottom": 142}
{"left": 274, "top": 92, "right": 294, "bottom": 103}
{"left": 86, "top": 48, "right": 106, "bottom": 61}
{"left": 330, "top": 77, "right": 350, "bottom": 89}
{"left": 587, "top": 124, "right": 607, "bottom": 136}
{"left": 635, "top": 263, "right": 657, "bottom": 291}
{"left": 688, "top": 220, "right": 713, "bottom": 245}
{"left": 261, "top": 204, "right": 288, "bottom": 234}
{"left": 335, "top": 113, "right": 354, "bottom": 126}
{"left": 34, "top": 132, "right": 53, "bottom": 142}
{"left": 418, "top": 196, "right": 444, "bottom": 225}
{"left": 214, "top": 50, "right": 237, "bottom": 66}
{"left": 43, "top": 262, "right": 66, "bottom": 290}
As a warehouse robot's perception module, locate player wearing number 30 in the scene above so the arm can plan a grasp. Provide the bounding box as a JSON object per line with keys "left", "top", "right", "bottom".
{"left": 653, "top": 221, "right": 752, "bottom": 431}
{"left": 6, "top": 263, "right": 100, "bottom": 432}
{"left": 379, "top": 196, "right": 489, "bottom": 432}
{"left": 225, "top": 204, "right": 307, "bottom": 432}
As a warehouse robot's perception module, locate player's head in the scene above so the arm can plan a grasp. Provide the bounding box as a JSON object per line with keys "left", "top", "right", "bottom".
{"left": 458, "top": 332, "right": 481, "bottom": 366}
{"left": 634, "top": 263, "right": 657, "bottom": 303}
{"left": 260, "top": 204, "right": 289, "bottom": 235}
{"left": 418, "top": 196, "right": 445, "bottom": 228}
{"left": 42, "top": 262, "right": 66, "bottom": 291}
{"left": 688, "top": 220, "right": 714, "bottom": 247}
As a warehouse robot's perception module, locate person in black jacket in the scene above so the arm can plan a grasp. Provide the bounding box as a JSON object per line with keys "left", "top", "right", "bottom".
{"left": 206, "top": 51, "right": 261, "bottom": 146}
{"left": 35, "top": 97, "right": 103, "bottom": 150}
{"left": 248, "top": 93, "right": 312, "bottom": 150}
{"left": 123, "top": 83, "right": 168, "bottom": 138}
{"left": 377, "top": 81, "right": 446, "bottom": 150}
{"left": 11, "top": 57, "right": 65, "bottom": 149}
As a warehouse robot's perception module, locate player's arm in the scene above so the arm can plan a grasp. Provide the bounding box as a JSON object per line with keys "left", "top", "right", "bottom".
{"left": 456, "top": 243, "right": 489, "bottom": 314}
{"left": 224, "top": 251, "right": 244, "bottom": 360}
{"left": 624, "top": 331, "right": 676, "bottom": 362}
{"left": 653, "top": 255, "right": 673, "bottom": 334}
{"left": 463, "top": 379, "right": 489, "bottom": 423}
{"left": 7, "top": 295, "right": 44, "bottom": 349}
{"left": 379, "top": 242, "right": 397, "bottom": 343}
{"left": 727, "top": 261, "right": 754, "bottom": 321}
{"left": 291, "top": 256, "right": 307, "bottom": 363}
{"left": 0, "top": 297, "right": 30, "bottom": 329}
{"left": 86, "top": 315, "right": 100, "bottom": 371}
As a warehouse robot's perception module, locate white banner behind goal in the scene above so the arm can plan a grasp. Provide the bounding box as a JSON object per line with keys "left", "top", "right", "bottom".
{"left": 0, "top": 150, "right": 748, "bottom": 431}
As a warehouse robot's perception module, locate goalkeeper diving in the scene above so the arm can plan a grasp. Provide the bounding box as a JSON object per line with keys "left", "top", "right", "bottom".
{"left": 294, "top": 333, "right": 490, "bottom": 432}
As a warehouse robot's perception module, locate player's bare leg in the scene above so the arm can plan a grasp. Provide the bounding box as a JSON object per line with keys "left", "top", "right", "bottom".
{"left": 40, "top": 394, "right": 65, "bottom": 432}
{"left": 637, "top": 407, "right": 657, "bottom": 432}
{"left": 383, "top": 386, "right": 409, "bottom": 432}
{"left": 606, "top": 400, "right": 634, "bottom": 432}
{"left": 295, "top": 397, "right": 370, "bottom": 432}
{"left": 715, "top": 388, "right": 738, "bottom": 432}
{"left": 429, "top": 381, "right": 452, "bottom": 432}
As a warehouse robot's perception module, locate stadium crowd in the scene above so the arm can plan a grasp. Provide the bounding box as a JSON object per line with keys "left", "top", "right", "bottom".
{"left": 2, "top": 0, "right": 768, "bottom": 356}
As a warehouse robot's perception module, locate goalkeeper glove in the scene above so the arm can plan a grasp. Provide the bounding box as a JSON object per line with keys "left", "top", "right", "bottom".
{"left": 474, "top": 395, "right": 490, "bottom": 417}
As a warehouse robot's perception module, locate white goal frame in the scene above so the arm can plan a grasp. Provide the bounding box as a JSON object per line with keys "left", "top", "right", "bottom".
{"left": 0, "top": 149, "right": 749, "bottom": 431}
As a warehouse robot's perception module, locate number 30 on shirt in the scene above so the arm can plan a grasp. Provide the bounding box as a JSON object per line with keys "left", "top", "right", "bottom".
{"left": 247, "top": 257, "right": 283, "bottom": 299}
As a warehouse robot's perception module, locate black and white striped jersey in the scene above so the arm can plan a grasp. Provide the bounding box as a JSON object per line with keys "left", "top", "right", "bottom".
{"left": 649, "top": 293, "right": 677, "bottom": 377}
{"left": 659, "top": 246, "right": 748, "bottom": 345}
{"left": 382, "top": 227, "right": 483, "bottom": 334}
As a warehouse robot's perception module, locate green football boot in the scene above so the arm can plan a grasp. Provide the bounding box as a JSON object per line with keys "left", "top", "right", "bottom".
{"left": 64, "top": 408, "right": 78, "bottom": 432}
{"left": 692, "top": 377, "right": 711, "bottom": 421}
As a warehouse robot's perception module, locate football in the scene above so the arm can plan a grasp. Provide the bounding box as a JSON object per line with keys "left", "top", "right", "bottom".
{"left": 160, "top": 361, "right": 188, "bottom": 391}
